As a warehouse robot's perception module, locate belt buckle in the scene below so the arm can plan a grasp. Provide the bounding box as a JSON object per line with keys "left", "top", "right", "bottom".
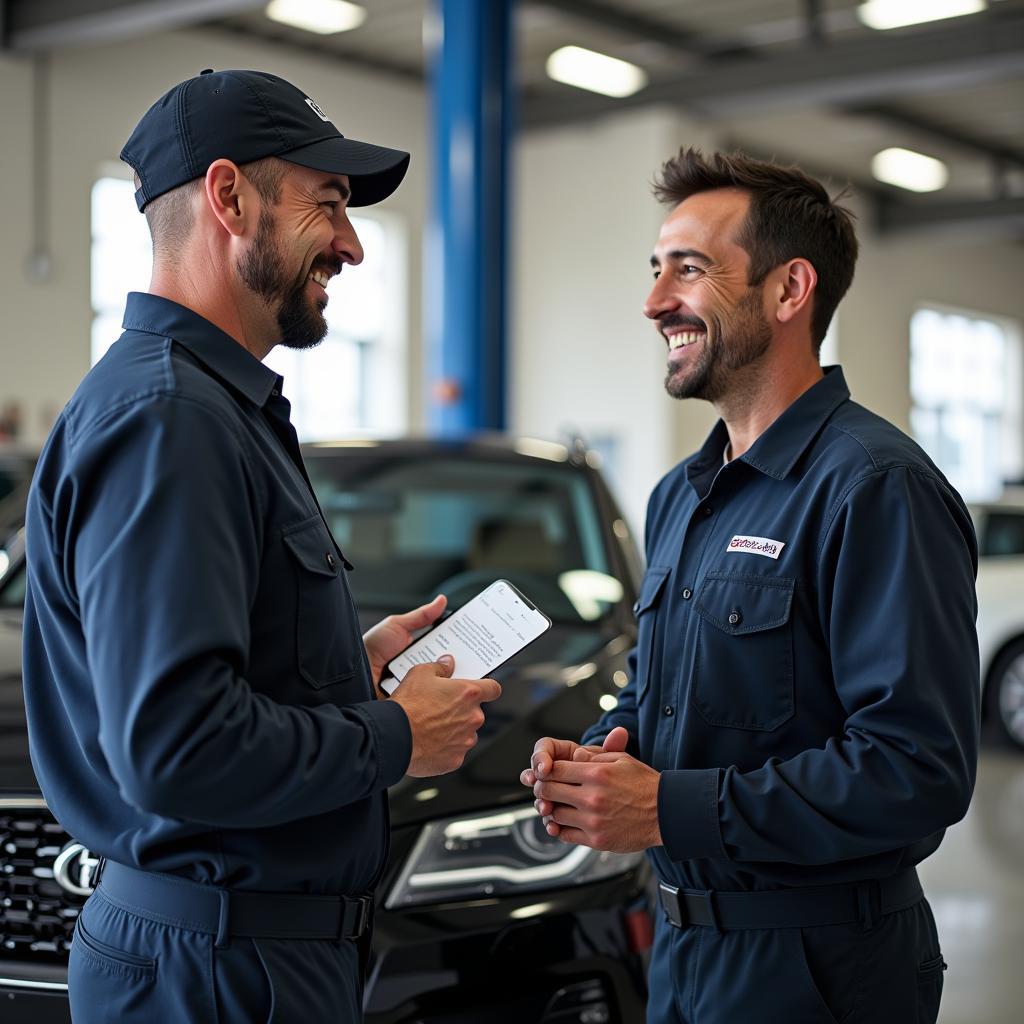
{"left": 88, "top": 856, "right": 107, "bottom": 890}
{"left": 693, "top": 889, "right": 722, "bottom": 933}
{"left": 340, "top": 896, "right": 372, "bottom": 940}
{"left": 658, "top": 882, "right": 683, "bottom": 928}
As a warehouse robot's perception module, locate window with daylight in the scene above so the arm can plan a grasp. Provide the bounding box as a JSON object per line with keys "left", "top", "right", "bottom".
{"left": 909, "top": 306, "right": 1023, "bottom": 503}
{"left": 90, "top": 176, "right": 407, "bottom": 438}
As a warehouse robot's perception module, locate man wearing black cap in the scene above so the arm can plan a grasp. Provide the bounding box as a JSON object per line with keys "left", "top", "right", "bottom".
{"left": 22, "top": 69, "right": 500, "bottom": 1022}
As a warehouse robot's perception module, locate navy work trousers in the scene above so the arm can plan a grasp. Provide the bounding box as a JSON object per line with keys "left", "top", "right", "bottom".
{"left": 646, "top": 895, "right": 945, "bottom": 1024}
{"left": 69, "top": 886, "right": 363, "bottom": 1022}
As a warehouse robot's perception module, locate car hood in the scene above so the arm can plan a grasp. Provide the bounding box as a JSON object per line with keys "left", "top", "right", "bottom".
{"left": 382, "top": 617, "right": 631, "bottom": 829}
{"left": 0, "top": 608, "right": 633, "bottom": 822}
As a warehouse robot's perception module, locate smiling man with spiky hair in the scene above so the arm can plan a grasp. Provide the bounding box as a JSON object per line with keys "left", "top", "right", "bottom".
{"left": 524, "top": 149, "right": 979, "bottom": 1024}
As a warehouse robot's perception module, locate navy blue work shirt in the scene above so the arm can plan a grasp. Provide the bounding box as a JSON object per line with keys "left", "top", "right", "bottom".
{"left": 22, "top": 292, "right": 411, "bottom": 893}
{"left": 583, "top": 367, "right": 980, "bottom": 892}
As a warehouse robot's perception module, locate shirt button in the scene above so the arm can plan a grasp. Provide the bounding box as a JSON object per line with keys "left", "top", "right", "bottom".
{"left": 326, "top": 552, "right": 337, "bottom": 571}
{"left": 703, "top": 506, "right": 713, "bottom": 517}
{"left": 663, "top": 705, "right": 675, "bottom": 717}
{"left": 681, "top": 587, "right": 692, "bottom": 600}
{"left": 728, "top": 610, "right": 741, "bottom": 626}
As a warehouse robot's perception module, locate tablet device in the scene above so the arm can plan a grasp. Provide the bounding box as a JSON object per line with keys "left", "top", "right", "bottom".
{"left": 381, "top": 579, "right": 552, "bottom": 695}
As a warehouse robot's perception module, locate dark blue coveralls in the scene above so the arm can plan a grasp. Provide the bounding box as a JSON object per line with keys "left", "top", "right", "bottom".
{"left": 23, "top": 292, "right": 412, "bottom": 1021}
{"left": 582, "top": 367, "right": 980, "bottom": 1024}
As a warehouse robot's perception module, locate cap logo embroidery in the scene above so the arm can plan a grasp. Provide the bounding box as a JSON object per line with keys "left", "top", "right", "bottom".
{"left": 726, "top": 535, "right": 786, "bottom": 560}
{"left": 304, "top": 97, "right": 330, "bottom": 122}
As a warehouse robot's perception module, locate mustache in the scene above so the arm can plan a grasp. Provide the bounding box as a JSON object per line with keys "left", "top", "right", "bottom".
{"left": 292, "top": 255, "right": 343, "bottom": 297}
{"left": 311, "top": 255, "right": 343, "bottom": 278}
{"left": 659, "top": 313, "right": 707, "bottom": 334}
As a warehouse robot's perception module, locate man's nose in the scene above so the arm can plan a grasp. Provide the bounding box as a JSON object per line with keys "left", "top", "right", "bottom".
{"left": 643, "top": 274, "right": 680, "bottom": 320}
{"left": 334, "top": 216, "right": 364, "bottom": 266}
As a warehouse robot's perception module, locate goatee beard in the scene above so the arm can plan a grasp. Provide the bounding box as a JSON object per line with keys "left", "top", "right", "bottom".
{"left": 236, "top": 208, "right": 329, "bottom": 351}
{"left": 664, "top": 289, "right": 772, "bottom": 402}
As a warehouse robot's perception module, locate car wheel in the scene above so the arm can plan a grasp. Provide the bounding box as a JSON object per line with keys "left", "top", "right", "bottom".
{"left": 988, "top": 639, "right": 1024, "bottom": 751}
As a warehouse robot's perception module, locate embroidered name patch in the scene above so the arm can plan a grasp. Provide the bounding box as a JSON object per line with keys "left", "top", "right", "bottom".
{"left": 726, "top": 535, "right": 786, "bottom": 559}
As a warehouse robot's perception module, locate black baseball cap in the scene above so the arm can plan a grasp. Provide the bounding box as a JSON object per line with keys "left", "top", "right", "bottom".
{"left": 121, "top": 68, "right": 410, "bottom": 211}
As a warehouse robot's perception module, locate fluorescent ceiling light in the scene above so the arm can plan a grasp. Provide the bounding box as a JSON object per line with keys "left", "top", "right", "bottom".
{"left": 546, "top": 45, "right": 648, "bottom": 99}
{"left": 857, "top": 0, "right": 986, "bottom": 31}
{"left": 265, "top": 0, "right": 367, "bottom": 35}
{"left": 871, "top": 148, "right": 949, "bottom": 193}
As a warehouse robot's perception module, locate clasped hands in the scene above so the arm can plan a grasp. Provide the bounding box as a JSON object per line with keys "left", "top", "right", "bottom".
{"left": 364, "top": 597, "right": 662, "bottom": 844}
{"left": 519, "top": 727, "right": 663, "bottom": 854}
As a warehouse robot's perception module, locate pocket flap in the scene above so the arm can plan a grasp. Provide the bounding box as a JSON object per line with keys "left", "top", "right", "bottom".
{"left": 695, "top": 573, "right": 795, "bottom": 634}
{"left": 283, "top": 517, "right": 340, "bottom": 577}
{"left": 632, "top": 566, "right": 671, "bottom": 616}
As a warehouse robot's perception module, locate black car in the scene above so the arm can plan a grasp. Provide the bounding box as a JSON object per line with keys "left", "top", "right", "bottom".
{"left": 0, "top": 436, "right": 653, "bottom": 1023}
{"left": 0, "top": 445, "right": 36, "bottom": 566}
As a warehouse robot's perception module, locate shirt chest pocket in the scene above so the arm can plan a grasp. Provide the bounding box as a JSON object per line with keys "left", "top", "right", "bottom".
{"left": 692, "top": 573, "right": 795, "bottom": 731}
{"left": 282, "top": 516, "right": 363, "bottom": 690}
{"left": 633, "top": 566, "right": 672, "bottom": 704}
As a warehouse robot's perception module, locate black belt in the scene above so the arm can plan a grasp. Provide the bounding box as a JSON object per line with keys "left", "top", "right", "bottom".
{"left": 96, "top": 860, "right": 372, "bottom": 948}
{"left": 658, "top": 867, "right": 922, "bottom": 932}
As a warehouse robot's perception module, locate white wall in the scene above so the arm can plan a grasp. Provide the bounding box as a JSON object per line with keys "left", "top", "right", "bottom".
{"left": 2, "top": 25, "right": 1023, "bottom": 538}
{"left": 512, "top": 107, "right": 720, "bottom": 535}
{"left": 838, "top": 227, "right": 1024, "bottom": 436}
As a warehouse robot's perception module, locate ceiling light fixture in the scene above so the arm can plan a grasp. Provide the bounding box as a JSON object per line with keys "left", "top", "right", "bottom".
{"left": 265, "top": 0, "right": 367, "bottom": 35}
{"left": 871, "top": 148, "right": 950, "bottom": 192}
{"left": 545, "top": 45, "right": 648, "bottom": 99}
{"left": 857, "top": 0, "right": 986, "bottom": 31}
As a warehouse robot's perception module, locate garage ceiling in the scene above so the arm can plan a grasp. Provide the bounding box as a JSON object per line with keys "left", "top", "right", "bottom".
{"left": 3, "top": 0, "right": 1023, "bottom": 238}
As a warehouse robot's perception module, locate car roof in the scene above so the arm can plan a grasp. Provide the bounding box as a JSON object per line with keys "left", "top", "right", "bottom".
{"left": 300, "top": 435, "right": 596, "bottom": 469}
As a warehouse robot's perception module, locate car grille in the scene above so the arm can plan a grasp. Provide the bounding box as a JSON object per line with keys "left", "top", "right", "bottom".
{"left": 0, "top": 800, "right": 82, "bottom": 964}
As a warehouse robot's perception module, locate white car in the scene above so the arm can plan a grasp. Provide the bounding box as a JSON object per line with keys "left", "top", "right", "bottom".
{"left": 973, "top": 498, "right": 1024, "bottom": 750}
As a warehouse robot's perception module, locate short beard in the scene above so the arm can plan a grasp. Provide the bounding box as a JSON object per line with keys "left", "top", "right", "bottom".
{"left": 664, "top": 287, "right": 772, "bottom": 402}
{"left": 236, "top": 208, "right": 329, "bottom": 351}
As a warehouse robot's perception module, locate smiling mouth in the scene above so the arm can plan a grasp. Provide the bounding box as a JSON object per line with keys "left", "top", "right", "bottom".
{"left": 308, "top": 269, "right": 332, "bottom": 289}
{"left": 665, "top": 329, "right": 706, "bottom": 350}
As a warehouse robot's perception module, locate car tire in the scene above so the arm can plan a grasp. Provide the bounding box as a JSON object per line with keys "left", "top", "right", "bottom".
{"left": 987, "top": 639, "right": 1024, "bottom": 751}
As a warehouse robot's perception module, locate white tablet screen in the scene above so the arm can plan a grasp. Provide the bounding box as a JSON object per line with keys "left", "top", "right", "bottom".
{"left": 382, "top": 580, "right": 551, "bottom": 694}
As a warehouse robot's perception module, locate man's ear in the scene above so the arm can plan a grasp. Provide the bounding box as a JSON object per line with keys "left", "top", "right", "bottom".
{"left": 774, "top": 258, "right": 817, "bottom": 325}
{"left": 204, "top": 159, "right": 251, "bottom": 238}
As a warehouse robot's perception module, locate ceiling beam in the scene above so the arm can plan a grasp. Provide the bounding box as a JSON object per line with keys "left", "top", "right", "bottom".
{"left": 209, "top": 21, "right": 423, "bottom": 83}
{"left": 3, "top": 0, "right": 264, "bottom": 51}
{"left": 521, "top": 11, "right": 1024, "bottom": 126}
{"left": 876, "top": 195, "right": 1024, "bottom": 240}
{"left": 533, "top": 0, "right": 746, "bottom": 58}
{"left": 845, "top": 103, "right": 1024, "bottom": 173}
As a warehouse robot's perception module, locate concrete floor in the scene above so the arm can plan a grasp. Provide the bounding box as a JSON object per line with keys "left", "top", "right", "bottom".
{"left": 918, "top": 735, "right": 1024, "bottom": 1024}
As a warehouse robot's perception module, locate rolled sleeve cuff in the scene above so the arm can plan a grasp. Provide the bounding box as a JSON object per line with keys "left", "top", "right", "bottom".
{"left": 352, "top": 698, "right": 412, "bottom": 789}
{"left": 657, "top": 768, "right": 728, "bottom": 862}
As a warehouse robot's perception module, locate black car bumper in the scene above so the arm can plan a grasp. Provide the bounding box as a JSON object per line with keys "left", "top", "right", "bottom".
{"left": 0, "top": 965, "right": 70, "bottom": 1024}
{"left": 0, "top": 861, "right": 652, "bottom": 1024}
{"left": 366, "top": 870, "right": 652, "bottom": 1023}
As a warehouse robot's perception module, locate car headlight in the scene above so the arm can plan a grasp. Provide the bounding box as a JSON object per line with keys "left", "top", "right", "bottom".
{"left": 385, "top": 804, "right": 644, "bottom": 909}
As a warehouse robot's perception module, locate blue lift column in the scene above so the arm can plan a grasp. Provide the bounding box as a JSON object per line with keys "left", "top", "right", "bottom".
{"left": 427, "top": 0, "right": 514, "bottom": 435}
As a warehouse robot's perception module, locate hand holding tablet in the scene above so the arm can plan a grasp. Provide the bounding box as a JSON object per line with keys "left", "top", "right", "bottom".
{"left": 381, "top": 580, "right": 552, "bottom": 695}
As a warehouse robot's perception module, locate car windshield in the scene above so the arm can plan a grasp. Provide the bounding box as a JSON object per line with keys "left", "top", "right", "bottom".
{"left": 0, "top": 454, "right": 35, "bottom": 543}
{"left": 978, "top": 509, "right": 1024, "bottom": 557}
{"left": 305, "top": 451, "right": 623, "bottom": 624}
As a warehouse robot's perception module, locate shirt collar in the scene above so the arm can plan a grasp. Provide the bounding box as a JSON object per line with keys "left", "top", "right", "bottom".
{"left": 121, "top": 292, "right": 280, "bottom": 408}
{"left": 689, "top": 366, "right": 851, "bottom": 483}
